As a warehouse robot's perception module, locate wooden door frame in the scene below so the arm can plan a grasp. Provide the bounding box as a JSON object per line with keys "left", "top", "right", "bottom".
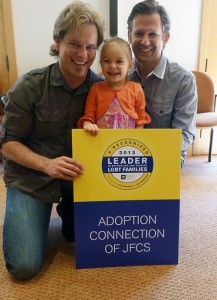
{"left": 2, "top": 0, "right": 17, "bottom": 86}
{"left": 198, "top": 0, "right": 211, "bottom": 72}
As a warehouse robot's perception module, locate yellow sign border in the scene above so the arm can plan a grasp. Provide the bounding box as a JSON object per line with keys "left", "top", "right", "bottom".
{"left": 72, "top": 129, "right": 181, "bottom": 202}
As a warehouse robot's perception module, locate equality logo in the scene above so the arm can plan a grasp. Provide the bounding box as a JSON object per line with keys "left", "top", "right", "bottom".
{"left": 102, "top": 139, "right": 153, "bottom": 190}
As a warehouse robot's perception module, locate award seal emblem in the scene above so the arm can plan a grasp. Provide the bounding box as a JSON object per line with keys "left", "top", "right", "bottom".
{"left": 102, "top": 139, "right": 153, "bottom": 190}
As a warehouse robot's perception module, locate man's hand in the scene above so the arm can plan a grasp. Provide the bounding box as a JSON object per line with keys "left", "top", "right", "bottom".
{"left": 45, "top": 156, "right": 84, "bottom": 180}
{"left": 1, "top": 141, "right": 84, "bottom": 181}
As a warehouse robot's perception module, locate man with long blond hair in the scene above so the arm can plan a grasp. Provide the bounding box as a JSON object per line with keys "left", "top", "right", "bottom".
{"left": 0, "top": 1, "right": 105, "bottom": 280}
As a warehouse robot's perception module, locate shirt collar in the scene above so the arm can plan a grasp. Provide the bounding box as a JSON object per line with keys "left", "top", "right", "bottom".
{"left": 131, "top": 55, "right": 167, "bottom": 80}
{"left": 50, "top": 62, "right": 93, "bottom": 94}
{"left": 50, "top": 62, "right": 65, "bottom": 86}
{"left": 152, "top": 55, "right": 167, "bottom": 79}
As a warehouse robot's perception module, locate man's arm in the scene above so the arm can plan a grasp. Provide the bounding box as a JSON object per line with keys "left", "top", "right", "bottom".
{"left": 1, "top": 141, "right": 84, "bottom": 180}
{"left": 173, "top": 73, "right": 197, "bottom": 151}
{"left": 172, "top": 72, "right": 197, "bottom": 167}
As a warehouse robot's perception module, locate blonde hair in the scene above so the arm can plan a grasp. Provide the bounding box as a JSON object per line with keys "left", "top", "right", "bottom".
{"left": 100, "top": 37, "right": 133, "bottom": 63}
{"left": 50, "top": 1, "right": 105, "bottom": 57}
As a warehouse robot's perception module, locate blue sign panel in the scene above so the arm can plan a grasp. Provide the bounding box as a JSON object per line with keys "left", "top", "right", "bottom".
{"left": 74, "top": 200, "right": 180, "bottom": 268}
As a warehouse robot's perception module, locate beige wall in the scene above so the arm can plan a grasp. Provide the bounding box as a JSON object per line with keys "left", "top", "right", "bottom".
{"left": 10, "top": 0, "right": 215, "bottom": 157}
{"left": 11, "top": 0, "right": 202, "bottom": 76}
{"left": 10, "top": 0, "right": 110, "bottom": 76}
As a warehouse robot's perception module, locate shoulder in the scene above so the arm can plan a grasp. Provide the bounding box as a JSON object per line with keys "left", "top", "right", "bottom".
{"left": 8, "top": 64, "right": 54, "bottom": 100}
{"left": 127, "top": 81, "right": 141, "bottom": 87}
{"left": 27, "top": 65, "right": 52, "bottom": 76}
{"left": 166, "top": 59, "right": 194, "bottom": 79}
{"left": 126, "top": 81, "right": 143, "bottom": 92}
{"left": 164, "top": 59, "right": 196, "bottom": 94}
{"left": 88, "top": 81, "right": 110, "bottom": 98}
{"left": 14, "top": 64, "right": 53, "bottom": 88}
{"left": 26, "top": 64, "right": 55, "bottom": 82}
{"left": 90, "top": 81, "right": 107, "bottom": 90}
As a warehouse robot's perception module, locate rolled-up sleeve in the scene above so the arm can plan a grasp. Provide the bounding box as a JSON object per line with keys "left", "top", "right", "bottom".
{"left": 172, "top": 72, "right": 197, "bottom": 151}
{"left": 0, "top": 76, "right": 36, "bottom": 145}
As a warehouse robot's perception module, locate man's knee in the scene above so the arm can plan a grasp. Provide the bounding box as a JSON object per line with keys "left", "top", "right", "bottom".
{"left": 5, "top": 259, "right": 42, "bottom": 280}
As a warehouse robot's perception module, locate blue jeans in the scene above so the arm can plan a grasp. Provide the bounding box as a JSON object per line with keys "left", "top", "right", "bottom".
{"left": 3, "top": 187, "right": 52, "bottom": 280}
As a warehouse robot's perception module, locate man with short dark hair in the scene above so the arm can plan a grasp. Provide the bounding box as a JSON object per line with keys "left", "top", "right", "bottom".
{"left": 128, "top": 0, "right": 197, "bottom": 166}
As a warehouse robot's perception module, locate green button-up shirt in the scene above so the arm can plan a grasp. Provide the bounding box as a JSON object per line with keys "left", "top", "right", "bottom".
{"left": 0, "top": 62, "right": 102, "bottom": 203}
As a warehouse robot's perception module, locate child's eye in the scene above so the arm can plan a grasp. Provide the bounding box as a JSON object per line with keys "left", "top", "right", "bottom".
{"left": 115, "top": 60, "right": 126, "bottom": 65}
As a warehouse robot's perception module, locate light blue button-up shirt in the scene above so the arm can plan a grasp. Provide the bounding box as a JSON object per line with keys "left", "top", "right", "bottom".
{"left": 129, "top": 55, "right": 197, "bottom": 153}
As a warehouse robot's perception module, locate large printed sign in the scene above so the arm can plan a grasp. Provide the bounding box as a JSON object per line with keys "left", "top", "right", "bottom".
{"left": 72, "top": 129, "right": 181, "bottom": 269}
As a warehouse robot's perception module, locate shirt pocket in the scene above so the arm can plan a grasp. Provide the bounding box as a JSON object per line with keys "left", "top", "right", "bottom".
{"left": 149, "top": 99, "right": 173, "bottom": 128}
{"left": 151, "top": 99, "right": 173, "bottom": 116}
{"left": 34, "top": 109, "right": 66, "bottom": 138}
{"left": 36, "top": 109, "right": 62, "bottom": 121}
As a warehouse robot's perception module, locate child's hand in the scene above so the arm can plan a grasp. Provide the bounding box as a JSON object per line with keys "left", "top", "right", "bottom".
{"left": 83, "top": 122, "right": 99, "bottom": 136}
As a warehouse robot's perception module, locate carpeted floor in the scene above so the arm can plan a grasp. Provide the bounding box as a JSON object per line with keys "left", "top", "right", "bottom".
{"left": 0, "top": 156, "right": 217, "bottom": 300}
